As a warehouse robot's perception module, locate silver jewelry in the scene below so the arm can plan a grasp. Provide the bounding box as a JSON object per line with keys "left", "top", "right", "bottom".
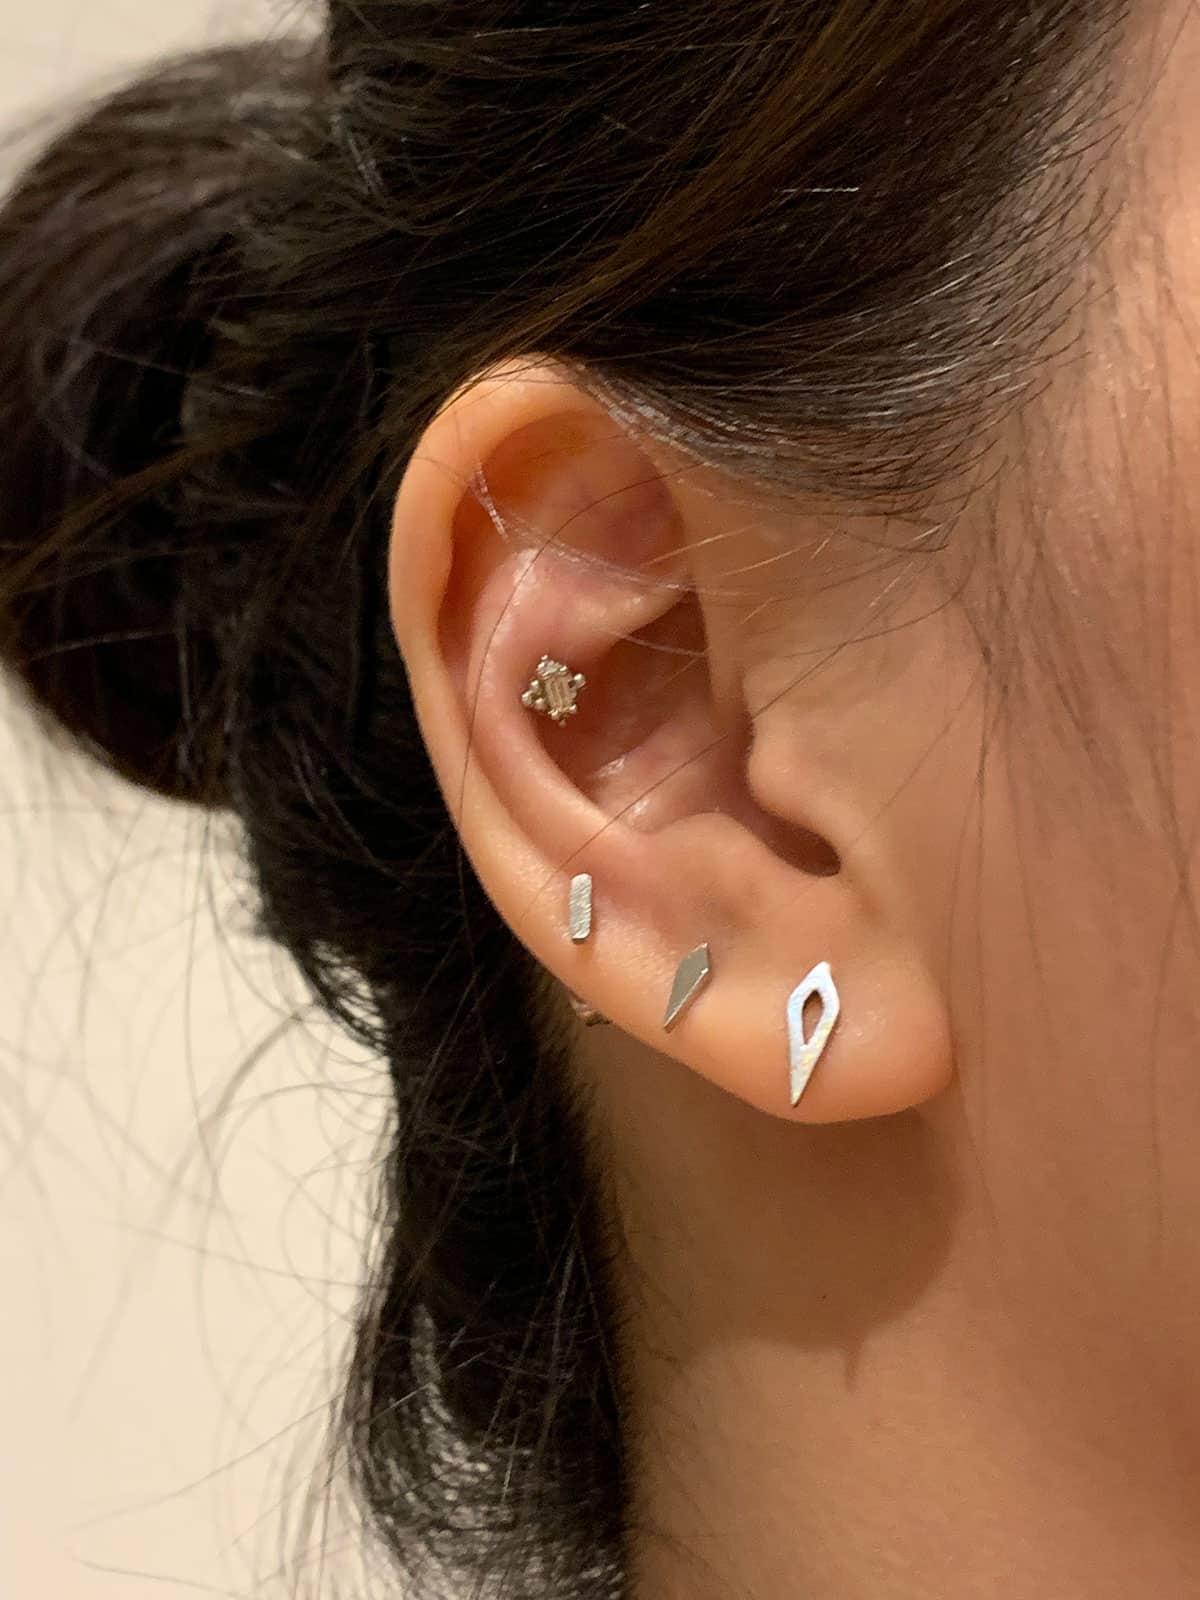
{"left": 567, "top": 991, "right": 609, "bottom": 1028}
{"left": 663, "top": 944, "right": 712, "bottom": 1031}
{"left": 522, "top": 656, "right": 587, "bottom": 724}
{"left": 569, "top": 874, "right": 593, "bottom": 943}
{"left": 787, "top": 961, "right": 840, "bottom": 1105}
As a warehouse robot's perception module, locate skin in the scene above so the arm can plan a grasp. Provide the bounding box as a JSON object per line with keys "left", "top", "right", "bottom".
{"left": 387, "top": 3, "right": 1200, "bottom": 1593}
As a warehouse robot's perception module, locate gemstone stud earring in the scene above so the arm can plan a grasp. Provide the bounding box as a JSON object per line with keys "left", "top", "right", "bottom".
{"left": 522, "top": 656, "right": 587, "bottom": 724}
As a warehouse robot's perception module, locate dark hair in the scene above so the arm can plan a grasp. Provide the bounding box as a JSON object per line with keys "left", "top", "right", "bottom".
{"left": 0, "top": 3, "right": 1129, "bottom": 1593}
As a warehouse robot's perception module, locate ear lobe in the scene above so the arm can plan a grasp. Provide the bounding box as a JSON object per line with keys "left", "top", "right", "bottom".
{"left": 388, "top": 361, "right": 954, "bottom": 1124}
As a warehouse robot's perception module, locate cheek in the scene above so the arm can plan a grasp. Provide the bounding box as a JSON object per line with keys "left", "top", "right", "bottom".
{"left": 1095, "top": 0, "right": 1200, "bottom": 800}
{"left": 938, "top": 258, "right": 1200, "bottom": 1315}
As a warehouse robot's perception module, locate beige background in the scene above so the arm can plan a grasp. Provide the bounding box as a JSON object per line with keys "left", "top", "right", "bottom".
{"left": 0, "top": 3, "right": 384, "bottom": 1595}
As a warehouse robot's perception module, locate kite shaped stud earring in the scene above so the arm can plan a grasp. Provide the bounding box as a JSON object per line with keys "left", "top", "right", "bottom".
{"left": 663, "top": 944, "right": 712, "bottom": 1031}
{"left": 787, "top": 961, "right": 840, "bottom": 1106}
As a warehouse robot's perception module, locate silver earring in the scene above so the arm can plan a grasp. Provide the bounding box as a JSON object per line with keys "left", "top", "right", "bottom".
{"left": 663, "top": 943, "right": 712, "bottom": 1031}
{"left": 567, "top": 991, "right": 609, "bottom": 1028}
{"left": 787, "top": 961, "right": 840, "bottom": 1105}
{"left": 522, "top": 656, "right": 587, "bottom": 724}
{"left": 569, "top": 874, "right": 593, "bottom": 942}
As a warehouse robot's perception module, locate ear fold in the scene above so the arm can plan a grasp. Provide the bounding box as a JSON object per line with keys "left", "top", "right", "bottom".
{"left": 387, "top": 361, "right": 954, "bottom": 1123}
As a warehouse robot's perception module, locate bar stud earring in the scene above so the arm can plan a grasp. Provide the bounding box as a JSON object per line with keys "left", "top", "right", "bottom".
{"left": 522, "top": 656, "right": 587, "bottom": 724}
{"left": 569, "top": 874, "right": 593, "bottom": 943}
{"left": 787, "top": 961, "right": 840, "bottom": 1106}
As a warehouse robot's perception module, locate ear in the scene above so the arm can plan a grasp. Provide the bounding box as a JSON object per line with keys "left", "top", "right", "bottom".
{"left": 387, "top": 360, "right": 953, "bottom": 1123}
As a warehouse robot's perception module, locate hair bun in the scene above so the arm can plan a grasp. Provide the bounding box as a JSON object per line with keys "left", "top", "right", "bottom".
{"left": 0, "top": 41, "right": 323, "bottom": 804}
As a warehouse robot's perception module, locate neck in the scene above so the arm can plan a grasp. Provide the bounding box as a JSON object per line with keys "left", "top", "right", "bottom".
{"left": 586, "top": 1036, "right": 1200, "bottom": 1600}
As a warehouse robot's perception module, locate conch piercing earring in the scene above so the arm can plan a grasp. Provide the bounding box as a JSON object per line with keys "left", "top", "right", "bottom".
{"left": 787, "top": 961, "right": 840, "bottom": 1106}
{"left": 663, "top": 943, "right": 712, "bottom": 1031}
{"left": 522, "top": 655, "right": 587, "bottom": 724}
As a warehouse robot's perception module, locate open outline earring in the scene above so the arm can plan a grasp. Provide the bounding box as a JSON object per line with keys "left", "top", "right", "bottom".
{"left": 787, "top": 961, "right": 840, "bottom": 1106}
